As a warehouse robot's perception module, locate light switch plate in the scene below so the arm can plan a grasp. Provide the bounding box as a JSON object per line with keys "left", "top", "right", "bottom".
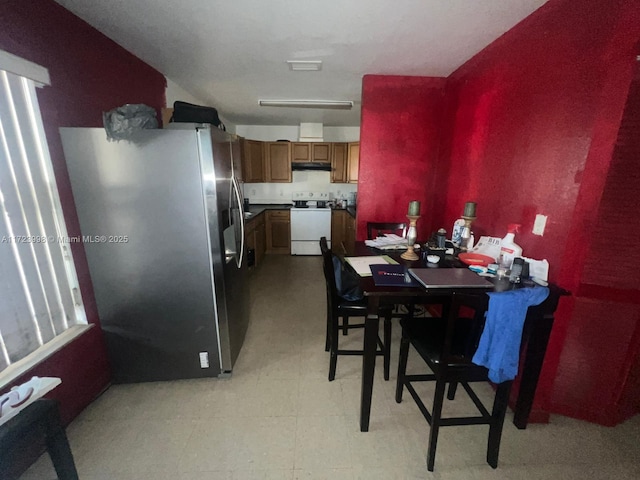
{"left": 533, "top": 214, "right": 547, "bottom": 236}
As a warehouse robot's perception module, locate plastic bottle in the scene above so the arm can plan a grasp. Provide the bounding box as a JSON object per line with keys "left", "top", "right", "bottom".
{"left": 499, "top": 224, "right": 523, "bottom": 269}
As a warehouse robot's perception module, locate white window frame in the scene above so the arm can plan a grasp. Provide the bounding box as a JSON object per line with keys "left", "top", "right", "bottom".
{"left": 0, "top": 50, "right": 90, "bottom": 389}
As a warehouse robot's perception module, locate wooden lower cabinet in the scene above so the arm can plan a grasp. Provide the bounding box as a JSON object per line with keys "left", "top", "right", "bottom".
{"left": 266, "top": 210, "right": 290, "bottom": 254}
{"left": 245, "top": 213, "right": 266, "bottom": 267}
{"left": 331, "top": 209, "right": 355, "bottom": 255}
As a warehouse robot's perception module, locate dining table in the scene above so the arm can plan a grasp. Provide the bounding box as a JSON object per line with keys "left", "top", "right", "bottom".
{"left": 349, "top": 242, "right": 568, "bottom": 432}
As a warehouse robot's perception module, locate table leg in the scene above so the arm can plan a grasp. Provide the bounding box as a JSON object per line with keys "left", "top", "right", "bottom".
{"left": 360, "top": 296, "right": 380, "bottom": 432}
{"left": 513, "top": 314, "right": 554, "bottom": 429}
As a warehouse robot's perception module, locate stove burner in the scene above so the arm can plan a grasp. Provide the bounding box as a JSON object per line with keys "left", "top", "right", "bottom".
{"left": 316, "top": 201, "right": 327, "bottom": 208}
{"left": 294, "top": 200, "right": 308, "bottom": 208}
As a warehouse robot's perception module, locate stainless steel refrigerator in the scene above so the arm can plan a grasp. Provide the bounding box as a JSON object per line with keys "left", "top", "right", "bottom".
{"left": 60, "top": 126, "right": 249, "bottom": 383}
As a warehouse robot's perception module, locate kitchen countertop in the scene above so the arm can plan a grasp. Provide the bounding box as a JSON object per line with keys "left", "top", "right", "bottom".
{"left": 245, "top": 204, "right": 291, "bottom": 223}
{"left": 245, "top": 204, "right": 356, "bottom": 224}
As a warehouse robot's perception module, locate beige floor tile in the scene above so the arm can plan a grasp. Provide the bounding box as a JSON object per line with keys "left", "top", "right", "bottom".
{"left": 297, "top": 377, "right": 345, "bottom": 416}
{"left": 232, "top": 469, "right": 295, "bottom": 479}
{"left": 181, "top": 416, "right": 296, "bottom": 471}
{"left": 344, "top": 415, "right": 410, "bottom": 468}
{"left": 257, "top": 351, "right": 303, "bottom": 380}
{"left": 293, "top": 467, "right": 355, "bottom": 479}
{"left": 180, "top": 471, "right": 233, "bottom": 480}
{"left": 294, "top": 416, "right": 352, "bottom": 470}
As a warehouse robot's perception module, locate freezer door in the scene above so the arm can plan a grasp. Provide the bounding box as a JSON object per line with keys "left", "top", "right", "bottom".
{"left": 198, "top": 129, "right": 249, "bottom": 372}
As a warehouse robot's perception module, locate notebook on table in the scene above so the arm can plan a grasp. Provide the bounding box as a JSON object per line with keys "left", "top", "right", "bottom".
{"left": 370, "top": 264, "right": 419, "bottom": 287}
{"left": 408, "top": 268, "right": 494, "bottom": 289}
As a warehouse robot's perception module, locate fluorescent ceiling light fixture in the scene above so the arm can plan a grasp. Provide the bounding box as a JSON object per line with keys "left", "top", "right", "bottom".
{"left": 286, "top": 60, "right": 322, "bottom": 71}
{"left": 258, "top": 100, "right": 353, "bottom": 110}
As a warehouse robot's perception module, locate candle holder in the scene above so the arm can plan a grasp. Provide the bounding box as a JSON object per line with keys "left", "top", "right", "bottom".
{"left": 401, "top": 215, "right": 420, "bottom": 261}
{"left": 459, "top": 215, "right": 476, "bottom": 252}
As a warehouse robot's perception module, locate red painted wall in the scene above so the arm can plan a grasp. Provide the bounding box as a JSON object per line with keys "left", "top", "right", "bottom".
{"left": 358, "top": 75, "right": 447, "bottom": 241}
{"left": 442, "top": 0, "right": 640, "bottom": 424}
{"left": 0, "top": 0, "right": 166, "bottom": 424}
{"left": 358, "top": 0, "right": 640, "bottom": 424}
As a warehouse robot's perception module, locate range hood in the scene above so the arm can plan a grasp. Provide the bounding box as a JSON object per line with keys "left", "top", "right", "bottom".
{"left": 292, "top": 162, "right": 331, "bottom": 171}
{"left": 299, "top": 122, "right": 323, "bottom": 142}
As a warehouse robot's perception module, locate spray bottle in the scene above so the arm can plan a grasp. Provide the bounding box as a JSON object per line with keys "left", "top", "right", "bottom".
{"left": 499, "top": 224, "right": 523, "bottom": 269}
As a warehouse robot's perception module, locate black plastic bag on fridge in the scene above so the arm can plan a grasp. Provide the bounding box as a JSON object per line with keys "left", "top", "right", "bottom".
{"left": 170, "top": 101, "right": 225, "bottom": 130}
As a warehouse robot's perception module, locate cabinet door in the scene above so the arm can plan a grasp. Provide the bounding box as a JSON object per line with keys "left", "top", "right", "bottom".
{"left": 292, "top": 143, "right": 311, "bottom": 163}
{"left": 265, "top": 143, "right": 292, "bottom": 182}
{"left": 344, "top": 213, "right": 356, "bottom": 255}
{"left": 255, "top": 219, "right": 266, "bottom": 265}
{"left": 347, "top": 142, "right": 359, "bottom": 183}
{"left": 331, "top": 210, "right": 347, "bottom": 254}
{"left": 243, "top": 139, "right": 265, "bottom": 183}
{"left": 331, "top": 143, "right": 348, "bottom": 183}
{"left": 249, "top": 140, "right": 265, "bottom": 182}
{"left": 311, "top": 143, "right": 331, "bottom": 163}
{"left": 266, "top": 210, "right": 291, "bottom": 254}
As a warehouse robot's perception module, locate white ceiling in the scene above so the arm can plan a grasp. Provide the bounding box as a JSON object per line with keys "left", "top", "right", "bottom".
{"left": 54, "top": 0, "right": 547, "bottom": 127}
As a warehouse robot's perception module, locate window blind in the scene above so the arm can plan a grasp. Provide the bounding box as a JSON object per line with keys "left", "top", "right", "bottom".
{"left": 0, "top": 62, "right": 86, "bottom": 374}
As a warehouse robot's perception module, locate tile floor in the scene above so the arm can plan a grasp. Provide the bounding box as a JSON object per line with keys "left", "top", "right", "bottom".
{"left": 22, "top": 255, "right": 640, "bottom": 479}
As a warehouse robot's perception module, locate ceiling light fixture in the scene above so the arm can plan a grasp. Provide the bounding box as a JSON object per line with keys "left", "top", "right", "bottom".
{"left": 258, "top": 100, "right": 353, "bottom": 110}
{"left": 286, "top": 60, "right": 322, "bottom": 71}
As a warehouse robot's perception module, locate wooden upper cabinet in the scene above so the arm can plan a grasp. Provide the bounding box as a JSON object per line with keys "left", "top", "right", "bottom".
{"left": 292, "top": 143, "right": 311, "bottom": 163}
{"left": 311, "top": 143, "right": 331, "bottom": 163}
{"left": 265, "top": 142, "right": 292, "bottom": 183}
{"left": 331, "top": 143, "right": 348, "bottom": 183}
{"left": 242, "top": 139, "right": 265, "bottom": 183}
{"left": 292, "top": 142, "right": 331, "bottom": 163}
{"left": 347, "top": 142, "right": 359, "bottom": 184}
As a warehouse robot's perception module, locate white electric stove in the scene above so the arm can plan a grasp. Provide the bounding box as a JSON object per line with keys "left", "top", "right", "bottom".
{"left": 291, "top": 191, "right": 332, "bottom": 255}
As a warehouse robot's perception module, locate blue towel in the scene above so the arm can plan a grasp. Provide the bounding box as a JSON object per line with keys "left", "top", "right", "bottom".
{"left": 472, "top": 287, "right": 549, "bottom": 383}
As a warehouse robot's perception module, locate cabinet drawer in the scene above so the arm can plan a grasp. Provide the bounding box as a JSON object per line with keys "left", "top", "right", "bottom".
{"left": 267, "top": 210, "right": 290, "bottom": 219}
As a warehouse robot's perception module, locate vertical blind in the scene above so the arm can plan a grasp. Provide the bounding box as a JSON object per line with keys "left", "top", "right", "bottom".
{"left": 0, "top": 63, "right": 86, "bottom": 374}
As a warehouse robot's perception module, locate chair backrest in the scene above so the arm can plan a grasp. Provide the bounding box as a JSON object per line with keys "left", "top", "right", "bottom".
{"left": 366, "top": 222, "right": 407, "bottom": 240}
{"left": 320, "top": 237, "right": 339, "bottom": 316}
{"left": 441, "top": 292, "right": 490, "bottom": 364}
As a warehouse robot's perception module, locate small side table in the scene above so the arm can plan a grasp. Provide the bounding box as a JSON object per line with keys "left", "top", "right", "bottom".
{"left": 0, "top": 399, "right": 78, "bottom": 479}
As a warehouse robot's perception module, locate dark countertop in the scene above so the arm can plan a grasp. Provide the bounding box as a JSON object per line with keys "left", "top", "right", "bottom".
{"left": 245, "top": 204, "right": 291, "bottom": 224}
{"left": 245, "top": 203, "right": 356, "bottom": 224}
{"left": 332, "top": 206, "right": 357, "bottom": 218}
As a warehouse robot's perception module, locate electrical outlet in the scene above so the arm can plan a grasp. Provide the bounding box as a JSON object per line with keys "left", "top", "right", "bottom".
{"left": 199, "top": 352, "right": 209, "bottom": 368}
{"left": 532, "top": 214, "right": 547, "bottom": 236}
{"left": 251, "top": 189, "right": 256, "bottom": 196}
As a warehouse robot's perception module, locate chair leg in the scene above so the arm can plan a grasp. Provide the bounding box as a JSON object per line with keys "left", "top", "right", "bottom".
{"left": 487, "top": 381, "right": 512, "bottom": 468}
{"left": 447, "top": 382, "right": 458, "bottom": 400}
{"left": 427, "top": 377, "right": 447, "bottom": 472}
{"left": 325, "top": 312, "right": 330, "bottom": 352}
{"left": 383, "top": 315, "right": 392, "bottom": 381}
{"left": 395, "top": 331, "right": 410, "bottom": 403}
{"left": 343, "top": 315, "right": 349, "bottom": 335}
{"left": 328, "top": 315, "right": 339, "bottom": 381}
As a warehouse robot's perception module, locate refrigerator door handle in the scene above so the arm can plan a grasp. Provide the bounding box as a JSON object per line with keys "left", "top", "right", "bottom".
{"left": 232, "top": 175, "right": 245, "bottom": 267}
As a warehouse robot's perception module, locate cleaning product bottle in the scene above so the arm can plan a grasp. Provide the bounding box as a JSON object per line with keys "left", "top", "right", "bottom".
{"left": 499, "top": 224, "right": 523, "bottom": 269}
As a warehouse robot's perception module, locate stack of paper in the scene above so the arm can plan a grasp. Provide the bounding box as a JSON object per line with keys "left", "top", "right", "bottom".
{"left": 345, "top": 255, "right": 398, "bottom": 276}
{"left": 364, "top": 234, "right": 408, "bottom": 250}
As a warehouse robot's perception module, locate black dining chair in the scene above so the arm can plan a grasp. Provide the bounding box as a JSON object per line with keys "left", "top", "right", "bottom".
{"left": 395, "top": 292, "right": 512, "bottom": 472}
{"left": 320, "top": 237, "right": 393, "bottom": 381}
{"left": 366, "top": 222, "right": 407, "bottom": 240}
